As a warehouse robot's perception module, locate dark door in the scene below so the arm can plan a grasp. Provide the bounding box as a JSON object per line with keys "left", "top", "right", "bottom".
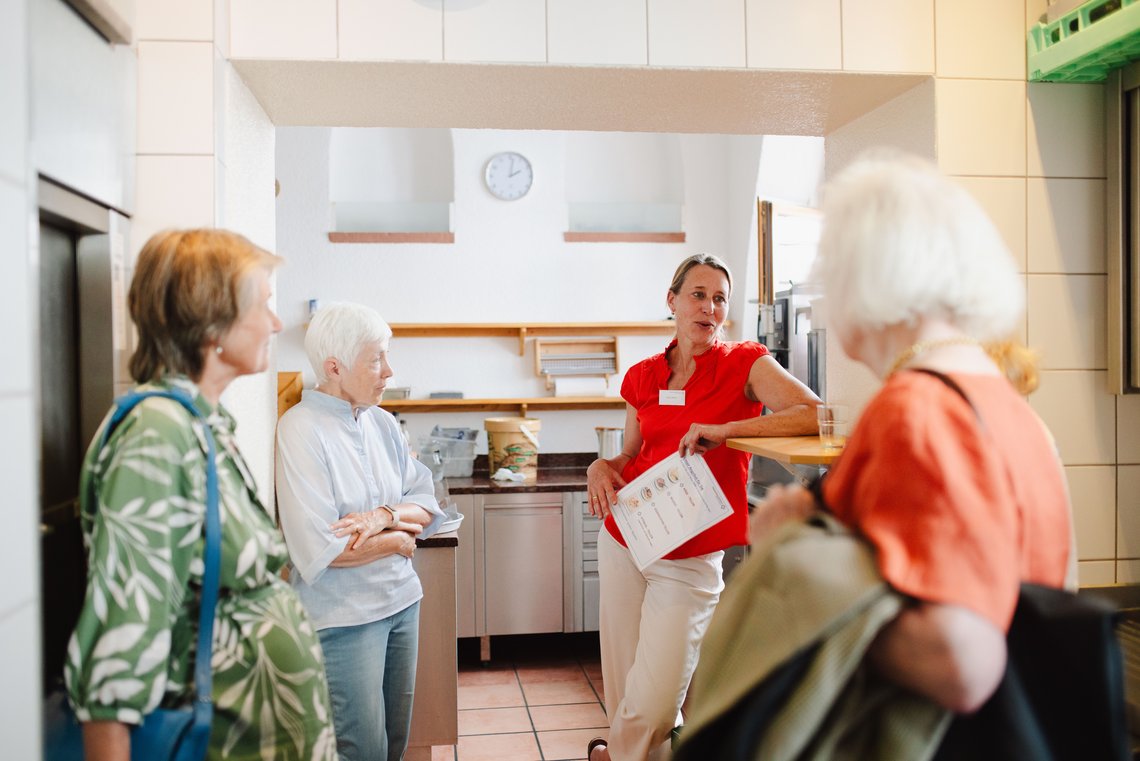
{"left": 38, "top": 221, "right": 87, "bottom": 694}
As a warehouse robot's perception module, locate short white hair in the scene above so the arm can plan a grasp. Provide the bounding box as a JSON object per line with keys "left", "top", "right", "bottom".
{"left": 304, "top": 302, "right": 392, "bottom": 385}
{"left": 813, "top": 150, "right": 1022, "bottom": 341}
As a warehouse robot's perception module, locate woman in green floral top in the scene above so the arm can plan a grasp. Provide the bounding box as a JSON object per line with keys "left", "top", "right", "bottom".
{"left": 63, "top": 229, "right": 338, "bottom": 761}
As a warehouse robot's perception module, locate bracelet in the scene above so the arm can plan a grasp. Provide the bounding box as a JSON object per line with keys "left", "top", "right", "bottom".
{"left": 379, "top": 504, "right": 400, "bottom": 525}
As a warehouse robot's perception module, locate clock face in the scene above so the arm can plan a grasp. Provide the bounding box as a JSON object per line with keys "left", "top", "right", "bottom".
{"left": 484, "top": 152, "right": 534, "bottom": 201}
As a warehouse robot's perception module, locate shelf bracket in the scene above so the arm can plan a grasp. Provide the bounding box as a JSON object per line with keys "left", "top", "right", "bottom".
{"left": 519, "top": 402, "right": 529, "bottom": 417}
{"left": 517, "top": 327, "right": 528, "bottom": 356}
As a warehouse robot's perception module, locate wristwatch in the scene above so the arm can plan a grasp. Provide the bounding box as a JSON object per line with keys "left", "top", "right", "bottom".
{"left": 379, "top": 504, "right": 400, "bottom": 526}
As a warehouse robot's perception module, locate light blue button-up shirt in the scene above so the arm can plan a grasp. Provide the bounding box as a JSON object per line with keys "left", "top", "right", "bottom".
{"left": 275, "top": 389, "right": 444, "bottom": 630}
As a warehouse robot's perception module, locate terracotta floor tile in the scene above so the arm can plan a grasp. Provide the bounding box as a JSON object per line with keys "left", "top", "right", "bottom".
{"left": 535, "top": 727, "right": 604, "bottom": 761}
{"left": 456, "top": 731, "right": 541, "bottom": 761}
{"left": 458, "top": 706, "right": 533, "bottom": 736}
{"left": 529, "top": 702, "right": 608, "bottom": 732}
{"left": 431, "top": 745, "right": 456, "bottom": 761}
{"left": 581, "top": 661, "right": 602, "bottom": 680}
{"left": 458, "top": 665, "right": 518, "bottom": 687}
{"left": 521, "top": 679, "right": 599, "bottom": 706}
{"left": 515, "top": 663, "right": 589, "bottom": 684}
{"left": 458, "top": 681, "right": 525, "bottom": 710}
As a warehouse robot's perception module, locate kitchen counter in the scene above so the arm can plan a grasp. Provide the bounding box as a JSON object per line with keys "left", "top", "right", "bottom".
{"left": 445, "top": 453, "right": 591, "bottom": 495}
{"left": 407, "top": 530, "right": 458, "bottom": 760}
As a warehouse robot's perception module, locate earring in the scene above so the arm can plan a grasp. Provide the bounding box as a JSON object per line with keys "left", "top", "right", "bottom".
{"left": 215, "top": 345, "right": 224, "bottom": 356}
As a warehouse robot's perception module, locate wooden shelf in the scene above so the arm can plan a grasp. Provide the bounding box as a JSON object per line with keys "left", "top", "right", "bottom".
{"left": 328, "top": 232, "right": 455, "bottom": 244}
{"left": 389, "top": 321, "right": 678, "bottom": 355}
{"left": 380, "top": 396, "right": 626, "bottom": 416}
{"left": 563, "top": 232, "right": 686, "bottom": 243}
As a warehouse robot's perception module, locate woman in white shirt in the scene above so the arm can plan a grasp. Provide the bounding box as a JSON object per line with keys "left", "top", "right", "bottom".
{"left": 276, "top": 301, "right": 444, "bottom": 761}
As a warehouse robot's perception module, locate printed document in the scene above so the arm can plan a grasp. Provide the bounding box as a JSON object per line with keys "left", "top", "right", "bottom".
{"left": 611, "top": 452, "right": 733, "bottom": 570}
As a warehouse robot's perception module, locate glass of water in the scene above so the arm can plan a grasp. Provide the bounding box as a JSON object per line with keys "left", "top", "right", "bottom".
{"left": 816, "top": 404, "right": 848, "bottom": 450}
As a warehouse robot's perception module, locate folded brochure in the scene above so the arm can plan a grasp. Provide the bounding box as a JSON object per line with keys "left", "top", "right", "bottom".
{"left": 611, "top": 452, "right": 733, "bottom": 570}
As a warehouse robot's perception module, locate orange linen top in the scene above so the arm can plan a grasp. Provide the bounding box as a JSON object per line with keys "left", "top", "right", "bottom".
{"left": 822, "top": 371, "right": 1071, "bottom": 631}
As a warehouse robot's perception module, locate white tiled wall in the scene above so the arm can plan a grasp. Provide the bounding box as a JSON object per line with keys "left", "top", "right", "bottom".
{"left": 135, "top": 0, "right": 213, "bottom": 42}
{"left": 132, "top": 155, "right": 215, "bottom": 256}
{"left": 1118, "top": 466, "right": 1140, "bottom": 560}
{"left": 936, "top": 79, "right": 1027, "bottom": 177}
{"left": 339, "top": 0, "right": 442, "bottom": 62}
{"left": 2, "top": 0, "right": 37, "bottom": 751}
{"left": 955, "top": 177, "right": 1027, "bottom": 273}
{"left": 935, "top": 0, "right": 1025, "bottom": 79}
{"left": 1027, "top": 274, "right": 1107, "bottom": 370}
{"left": 443, "top": 0, "right": 546, "bottom": 63}
{"left": 548, "top": 0, "right": 646, "bottom": 65}
{"left": 1030, "top": 371, "right": 1116, "bottom": 467}
{"left": 650, "top": 0, "right": 746, "bottom": 68}
{"left": 746, "top": 0, "right": 840, "bottom": 70}
{"left": 137, "top": 41, "right": 214, "bottom": 155}
{"left": 1067, "top": 465, "right": 1116, "bottom": 560}
{"left": 1026, "top": 178, "right": 1106, "bottom": 274}
{"left": 841, "top": 0, "right": 933, "bottom": 73}
{"left": 229, "top": 0, "right": 338, "bottom": 59}
{"left": 1027, "top": 82, "right": 1105, "bottom": 179}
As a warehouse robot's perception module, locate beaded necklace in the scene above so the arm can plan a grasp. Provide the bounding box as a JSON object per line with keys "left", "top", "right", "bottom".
{"left": 886, "top": 336, "right": 979, "bottom": 377}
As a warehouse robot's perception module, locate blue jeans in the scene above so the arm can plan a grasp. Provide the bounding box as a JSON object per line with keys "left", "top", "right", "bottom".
{"left": 318, "top": 601, "right": 421, "bottom": 761}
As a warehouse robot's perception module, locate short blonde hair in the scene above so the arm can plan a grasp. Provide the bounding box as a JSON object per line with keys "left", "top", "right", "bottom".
{"left": 814, "top": 151, "right": 1022, "bottom": 341}
{"left": 128, "top": 229, "right": 281, "bottom": 383}
{"left": 305, "top": 302, "right": 393, "bottom": 385}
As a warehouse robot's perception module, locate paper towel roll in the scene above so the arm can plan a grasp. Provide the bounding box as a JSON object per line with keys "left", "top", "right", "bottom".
{"left": 553, "top": 376, "right": 609, "bottom": 397}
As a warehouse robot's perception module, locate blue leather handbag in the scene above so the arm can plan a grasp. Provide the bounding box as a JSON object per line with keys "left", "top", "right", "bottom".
{"left": 43, "top": 389, "right": 221, "bottom": 761}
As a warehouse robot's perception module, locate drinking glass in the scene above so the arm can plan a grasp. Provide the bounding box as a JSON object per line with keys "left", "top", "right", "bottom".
{"left": 816, "top": 404, "right": 848, "bottom": 450}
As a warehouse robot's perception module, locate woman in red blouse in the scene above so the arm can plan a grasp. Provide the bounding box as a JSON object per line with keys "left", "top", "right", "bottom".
{"left": 585, "top": 254, "right": 821, "bottom": 761}
{"left": 754, "top": 152, "right": 1072, "bottom": 717}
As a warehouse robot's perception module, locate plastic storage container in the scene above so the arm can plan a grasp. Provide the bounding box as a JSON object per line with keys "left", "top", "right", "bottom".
{"left": 421, "top": 434, "right": 478, "bottom": 477}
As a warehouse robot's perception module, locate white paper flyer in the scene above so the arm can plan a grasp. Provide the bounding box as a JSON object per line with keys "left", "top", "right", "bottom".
{"left": 611, "top": 452, "right": 733, "bottom": 571}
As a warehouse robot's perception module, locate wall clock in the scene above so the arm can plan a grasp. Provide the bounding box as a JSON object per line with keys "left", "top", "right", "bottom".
{"left": 484, "top": 151, "right": 534, "bottom": 201}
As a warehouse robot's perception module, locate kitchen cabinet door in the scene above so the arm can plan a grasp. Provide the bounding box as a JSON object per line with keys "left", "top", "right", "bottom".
{"left": 484, "top": 493, "right": 563, "bottom": 635}
{"left": 450, "top": 494, "right": 478, "bottom": 638}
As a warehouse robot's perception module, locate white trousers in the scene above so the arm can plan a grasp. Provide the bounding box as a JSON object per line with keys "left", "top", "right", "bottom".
{"left": 598, "top": 530, "right": 725, "bottom": 761}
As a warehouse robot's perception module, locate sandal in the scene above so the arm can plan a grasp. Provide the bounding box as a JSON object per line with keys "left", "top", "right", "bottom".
{"left": 587, "top": 737, "right": 608, "bottom": 759}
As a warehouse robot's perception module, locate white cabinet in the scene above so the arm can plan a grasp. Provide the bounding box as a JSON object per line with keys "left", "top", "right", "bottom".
{"left": 483, "top": 492, "right": 564, "bottom": 635}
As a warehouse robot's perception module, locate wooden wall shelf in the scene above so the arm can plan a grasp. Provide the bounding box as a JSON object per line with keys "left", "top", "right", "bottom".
{"left": 380, "top": 396, "right": 625, "bottom": 416}
{"left": 389, "top": 321, "right": 678, "bottom": 355}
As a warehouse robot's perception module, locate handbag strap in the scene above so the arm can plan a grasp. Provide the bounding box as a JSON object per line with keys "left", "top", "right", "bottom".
{"left": 98, "top": 389, "right": 219, "bottom": 732}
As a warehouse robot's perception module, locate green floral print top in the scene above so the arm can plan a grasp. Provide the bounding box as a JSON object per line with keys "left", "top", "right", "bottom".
{"left": 64, "top": 377, "right": 338, "bottom": 760}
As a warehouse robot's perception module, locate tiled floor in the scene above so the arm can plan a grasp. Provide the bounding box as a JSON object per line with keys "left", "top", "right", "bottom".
{"left": 430, "top": 634, "right": 607, "bottom": 761}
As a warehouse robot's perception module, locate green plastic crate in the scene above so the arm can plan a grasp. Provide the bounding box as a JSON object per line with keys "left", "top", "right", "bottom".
{"left": 1029, "top": 0, "right": 1140, "bottom": 82}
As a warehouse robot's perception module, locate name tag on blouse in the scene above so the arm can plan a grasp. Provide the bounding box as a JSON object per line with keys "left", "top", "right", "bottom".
{"left": 659, "top": 390, "right": 686, "bottom": 406}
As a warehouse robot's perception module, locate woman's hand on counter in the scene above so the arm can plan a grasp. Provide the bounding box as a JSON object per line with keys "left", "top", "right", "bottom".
{"left": 678, "top": 423, "right": 729, "bottom": 457}
{"left": 586, "top": 457, "right": 628, "bottom": 520}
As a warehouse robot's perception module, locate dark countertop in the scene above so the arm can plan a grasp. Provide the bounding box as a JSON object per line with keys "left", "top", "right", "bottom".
{"left": 444, "top": 452, "right": 592, "bottom": 495}
{"left": 416, "top": 530, "right": 457, "bottom": 548}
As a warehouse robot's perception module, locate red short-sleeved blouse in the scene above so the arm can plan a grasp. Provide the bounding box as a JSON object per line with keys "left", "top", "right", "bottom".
{"left": 822, "top": 371, "right": 1071, "bottom": 631}
{"left": 604, "top": 339, "right": 768, "bottom": 558}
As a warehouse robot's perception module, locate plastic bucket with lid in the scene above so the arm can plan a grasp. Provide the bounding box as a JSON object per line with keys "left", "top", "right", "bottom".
{"left": 485, "top": 417, "right": 542, "bottom": 480}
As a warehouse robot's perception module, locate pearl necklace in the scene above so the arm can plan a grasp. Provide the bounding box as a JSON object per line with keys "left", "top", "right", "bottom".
{"left": 886, "top": 336, "right": 979, "bottom": 377}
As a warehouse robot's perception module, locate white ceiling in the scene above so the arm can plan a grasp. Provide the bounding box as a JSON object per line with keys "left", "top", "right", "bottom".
{"left": 232, "top": 59, "right": 928, "bottom": 136}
